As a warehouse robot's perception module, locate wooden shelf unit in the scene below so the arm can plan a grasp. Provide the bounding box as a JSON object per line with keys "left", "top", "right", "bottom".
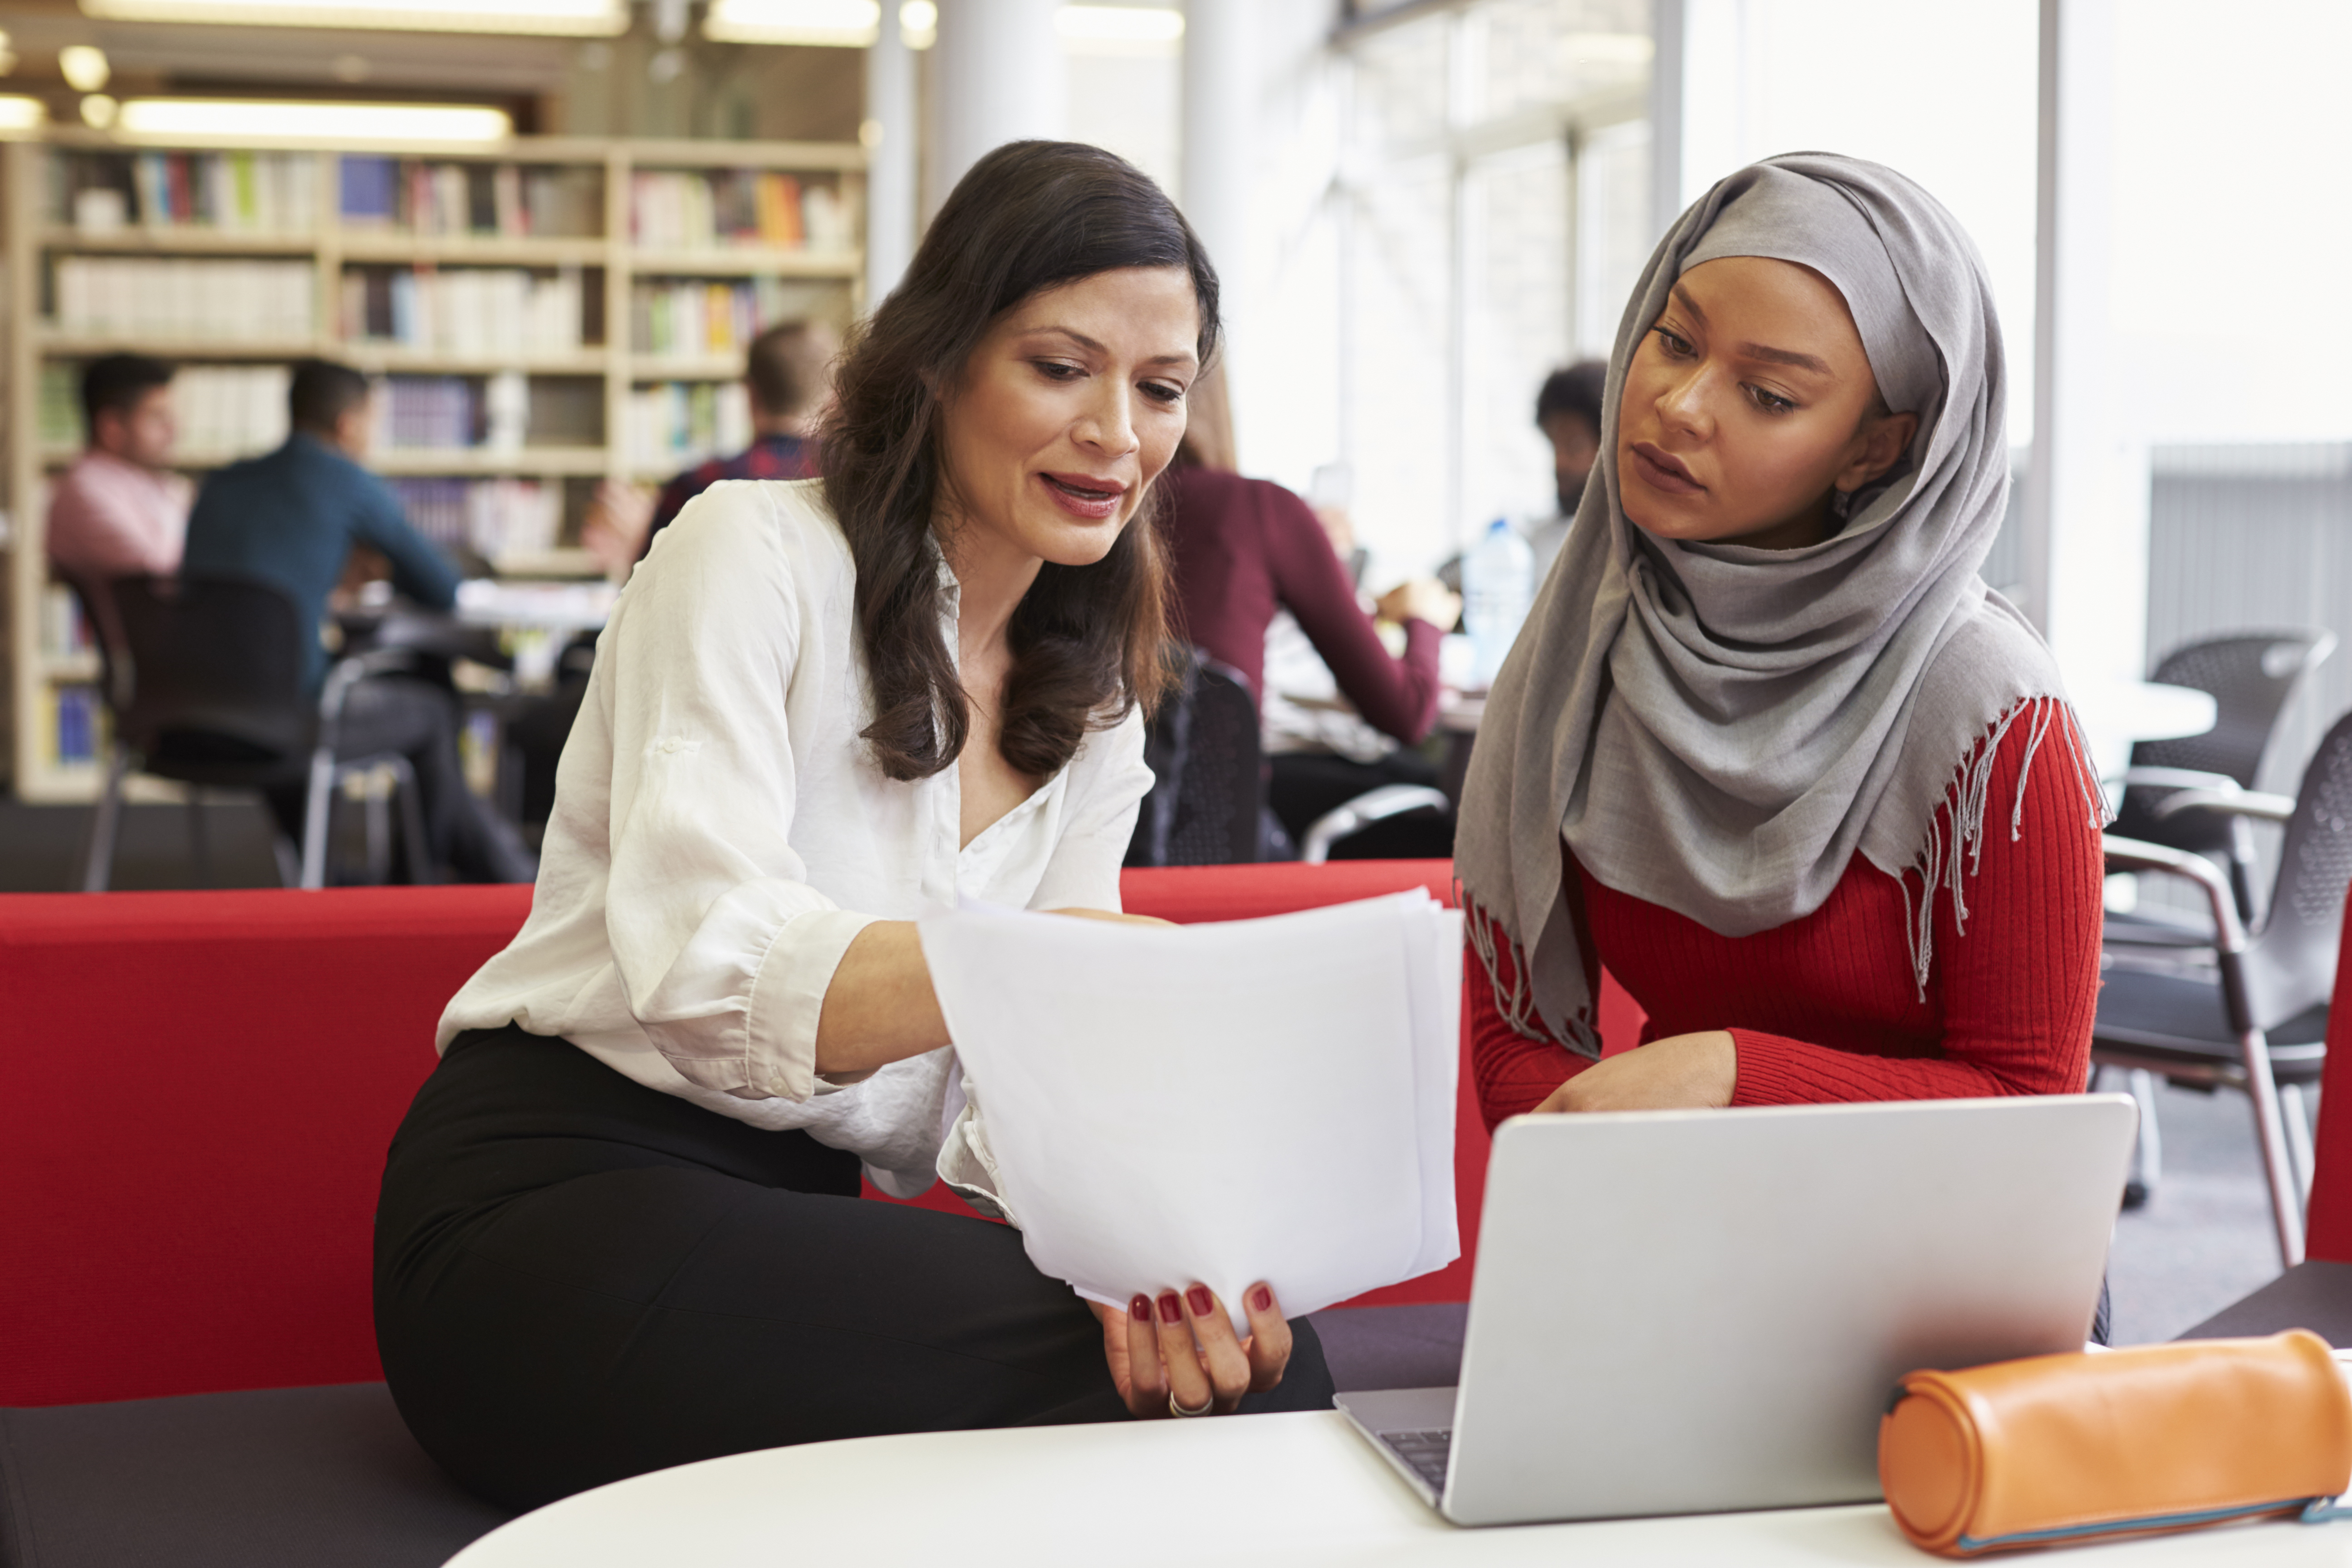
{"left": 4, "top": 128, "right": 865, "bottom": 802}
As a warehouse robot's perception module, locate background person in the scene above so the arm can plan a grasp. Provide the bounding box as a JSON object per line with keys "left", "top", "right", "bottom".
{"left": 579, "top": 319, "right": 839, "bottom": 576}
{"left": 374, "top": 142, "right": 1329, "bottom": 1514}
{"left": 1439, "top": 359, "right": 1607, "bottom": 603}
{"left": 1458, "top": 156, "right": 2104, "bottom": 1168}
{"left": 1160, "top": 361, "right": 1460, "bottom": 858}
{"left": 47, "top": 353, "right": 190, "bottom": 648}
{"left": 181, "top": 359, "right": 534, "bottom": 885}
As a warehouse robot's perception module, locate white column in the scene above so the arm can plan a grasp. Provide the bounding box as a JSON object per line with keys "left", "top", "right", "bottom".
{"left": 863, "top": 8, "right": 919, "bottom": 307}
{"left": 1182, "top": 0, "right": 1254, "bottom": 459}
{"left": 925, "top": 0, "right": 1066, "bottom": 223}
{"left": 1646, "top": 0, "right": 1686, "bottom": 242}
{"left": 2023, "top": 0, "right": 2145, "bottom": 685}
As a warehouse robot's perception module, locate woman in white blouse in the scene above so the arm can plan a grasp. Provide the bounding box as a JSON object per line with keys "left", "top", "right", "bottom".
{"left": 373, "top": 142, "right": 1329, "bottom": 1510}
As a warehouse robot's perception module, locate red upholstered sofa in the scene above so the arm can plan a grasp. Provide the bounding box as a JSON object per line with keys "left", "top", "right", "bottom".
{"left": 1, "top": 860, "right": 1518, "bottom": 1412}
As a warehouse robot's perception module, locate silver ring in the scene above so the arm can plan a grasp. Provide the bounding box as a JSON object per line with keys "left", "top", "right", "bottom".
{"left": 1169, "top": 1388, "right": 1214, "bottom": 1419}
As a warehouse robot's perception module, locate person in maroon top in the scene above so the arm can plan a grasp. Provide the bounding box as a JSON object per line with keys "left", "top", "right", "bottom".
{"left": 1454, "top": 156, "right": 2105, "bottom": 1150}
{"left": 1160, "top": 364, "right": 1459, "bottom": 857}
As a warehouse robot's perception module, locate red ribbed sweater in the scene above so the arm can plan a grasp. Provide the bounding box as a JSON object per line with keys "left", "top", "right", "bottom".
{"left": 1469, "top": 706, "right": 2105, "bottom": 1129}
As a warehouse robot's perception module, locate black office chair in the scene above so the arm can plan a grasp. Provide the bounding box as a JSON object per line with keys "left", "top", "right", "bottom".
{"left": 1127, "top": 649, "right": 1264, "bottom": 867}
{"left": 81, "top": 574, "right": 428, "bottom": 892}
{"left": 2094, "top": 706, "right": 2352, "bottom": 1269}
{"left": 2107, "top": 628, "right": 2335, "bottom": 941}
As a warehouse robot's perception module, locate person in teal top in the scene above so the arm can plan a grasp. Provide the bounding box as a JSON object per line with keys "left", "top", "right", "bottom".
{"left": 184, "top": 361, "right": 460, "bottom": 692}
{"left": 183, "top": 360, "right": 530, "bottom": 884}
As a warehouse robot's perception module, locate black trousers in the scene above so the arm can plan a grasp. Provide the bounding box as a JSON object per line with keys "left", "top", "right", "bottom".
{"left": 375, "top": 1027, "right": 1334, "bottom": 1510}
{"left": 266, "top": 676, "right": 535, "bottom": 885}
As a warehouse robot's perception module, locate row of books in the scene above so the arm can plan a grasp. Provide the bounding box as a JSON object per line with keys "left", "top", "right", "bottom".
{"left": 40, "top": 586, "right": 96, "bottom": 659}
{"left": 176, "top": 365, "right": 293, "bottom": 460}
{"left": 52, "top": 257, "right": 317, "bottom": 343}
{"left": 46, "top": 686, "right": 105, "bottom": 769}
{"left": 629, "top": 277, "right": 804, "bottom": 358}
{"left": 389, "top": 477, "right": 566, "bottom": 562}
{"left": 54, "top": 150, "right": 322, "bottom": 235}
{"left": 368, "top": 372, "right": 534, "bottom": 452}
{"left": 340, "top": 158, "right": 603, "bottom": 240}
{"left": 628, "top": 170, "right": 853, "bottom": 253}
{"left": 341, "top": 266, "right": 590, "bottom": 357}
{"left": 626, "top": 381, "right": 753, "bottom": 472}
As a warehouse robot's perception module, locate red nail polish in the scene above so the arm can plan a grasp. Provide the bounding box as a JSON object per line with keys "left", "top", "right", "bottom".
{"left": 1186, "top": 1284, "right": 1213, "bottom": 1318}
{"left": 1251, "top": 1286, "right": 1272, "bottom": 1314}
{"left": 1156, "top": 1291, "right": 1182, "bottom": 1324}
{"left": 1129, "top": 1294, "right": 1152, "bottom": 1322}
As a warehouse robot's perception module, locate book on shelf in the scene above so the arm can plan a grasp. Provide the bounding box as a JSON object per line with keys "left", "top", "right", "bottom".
{"left": 39, "top": 364, "right": 82, "bottom": 451}
{"left": 175, "top": 365, "right": 292, "bottom": 461}
{"left": 367, "top": 371, "right": 550, "bottom": 452}
{"left": 629, "top": 168, "right": 851, "bottom": 252}
{"left": 40, "top": 586, "right": 95, "bottom": 659}
{"left": 51, "top": 148, "right": 319, "bottom": 235}
{"left": 44, "top": 685, "right": 104, "bottom": 770}
{"left": 340, "top": 265, "right": 588, "bottom": 357}
{"left": 51, "top": 256, "right": 316, "bottom": 343}
{"left": 339, "top": 157, "right": 603, "bottom": 240}
{"left": 626, "top": 381, "right": 752, "bottom": 472}
{"left": 389, "top": 476, "right": 566, "bottom": 561}
{"left": 629, "top": 275, "right": 804, "bottom": 358}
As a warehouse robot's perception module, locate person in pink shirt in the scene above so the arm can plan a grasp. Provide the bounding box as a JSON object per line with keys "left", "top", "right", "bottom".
{"left": 47, "top": 355, "right": 191, "bottom": 633}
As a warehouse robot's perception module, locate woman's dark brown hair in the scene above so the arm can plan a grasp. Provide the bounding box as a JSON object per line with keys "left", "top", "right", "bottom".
{"left": 821, "top": 140, "right": 1220, "bottom": 783}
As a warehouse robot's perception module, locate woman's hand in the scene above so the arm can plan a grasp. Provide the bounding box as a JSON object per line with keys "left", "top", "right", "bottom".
{"left": 1092, "top": 1282, "right": 1291, "bottom": 1418}
{"left": 1536, "top": 1030, "right": 1738, "bottom": 1113}
{"left": 1045, "top": 907, "right": 1176, "bottom": 927}
{"left": 1376, "top": 577, "right": 1463, "bottom": 630}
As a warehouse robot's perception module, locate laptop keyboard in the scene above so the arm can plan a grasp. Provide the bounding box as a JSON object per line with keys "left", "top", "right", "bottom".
{"left": 1379, "top": 1427, "right": 1453, "bottom": 1492}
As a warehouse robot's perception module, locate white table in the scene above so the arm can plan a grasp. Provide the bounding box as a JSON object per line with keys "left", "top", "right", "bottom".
{"left": 2073, "top": 680, "right": 2220, "bottom": 786}
{"left": 448, "top": 1410, "right": 2350, "bottom": 1566}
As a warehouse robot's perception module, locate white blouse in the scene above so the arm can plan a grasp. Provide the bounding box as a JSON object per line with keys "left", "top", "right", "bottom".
{"left": 438, "top": 478, "right": 1154, "bottom": 1196}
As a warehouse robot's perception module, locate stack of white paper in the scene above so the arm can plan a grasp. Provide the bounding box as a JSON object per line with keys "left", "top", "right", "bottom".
{"left": 918, "top": 891, "right": 1461, "bottom": 1333}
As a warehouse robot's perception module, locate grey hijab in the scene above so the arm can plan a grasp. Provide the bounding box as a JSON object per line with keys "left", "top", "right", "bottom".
{"left": 1455, "top": 152, "right": 2105, "bottom": 1057}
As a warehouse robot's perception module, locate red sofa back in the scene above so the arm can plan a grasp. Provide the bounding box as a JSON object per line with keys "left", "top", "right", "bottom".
{"left": 2297, "top": 900, "right": 2352, "bottom": 1263}
{"left": 0, "top": 862, "right": 1477, "bottom": 1408}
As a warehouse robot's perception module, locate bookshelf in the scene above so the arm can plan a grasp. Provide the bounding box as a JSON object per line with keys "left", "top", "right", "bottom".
{"left": 4, "top": 129, "right": 865, "bottom": 803}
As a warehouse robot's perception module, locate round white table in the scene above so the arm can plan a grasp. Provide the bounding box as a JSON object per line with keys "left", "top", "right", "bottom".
{"left": 447, "top": 1410, "right": 2347, "bottom": 1566}
{"left": 2073, "top": 680, "right": 2220, "bottom": 786}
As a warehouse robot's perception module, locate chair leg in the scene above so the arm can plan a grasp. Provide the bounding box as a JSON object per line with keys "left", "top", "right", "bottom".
{"left": 2237, "top": 1024, "right": 2308, "bottom": 1268}
{"left": 78, "top": 742, "right": 130, "bottom": 893}
{"left": 363, "top": 771, "right": 392, "bottom": 885}
{"left": 299, "top": 747, "right": 338, "bottom": 890}
{"left": 184, "top": 788, "right": 213, "bottom": 890}
{"left": 2126, "top": 1068, "right": 2164, "bottom": 1207}
{"left": 387, "top": 758, "right": 433, "bottom": 886}
{"left": 2280, "top": 1082, "right": 2318, "bottom": 1206}
{"left": 270, "top": 833, "right": 301, "bottom": 889}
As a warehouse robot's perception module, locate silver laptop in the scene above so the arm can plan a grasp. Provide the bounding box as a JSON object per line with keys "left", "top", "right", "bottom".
{"left": 1336, "top": 1095, "right": 2137, "bottom": 1527}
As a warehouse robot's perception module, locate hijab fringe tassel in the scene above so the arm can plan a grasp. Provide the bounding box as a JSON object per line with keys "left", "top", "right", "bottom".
{"left": 1896, "top": 696, "right": 2110, "bottom": 1001}
{"left": 1460, "top": 881, "right": 1603, "bottom": 1060}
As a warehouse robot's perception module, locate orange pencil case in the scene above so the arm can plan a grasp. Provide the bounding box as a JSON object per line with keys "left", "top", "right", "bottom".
{"left": 1878, "top": 1330, "right": 2352, "bottom": 1556}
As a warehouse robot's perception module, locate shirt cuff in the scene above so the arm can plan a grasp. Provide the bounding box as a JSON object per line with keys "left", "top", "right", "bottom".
{"left": 741, "top": 906, "right": 880, "bottom": 1101}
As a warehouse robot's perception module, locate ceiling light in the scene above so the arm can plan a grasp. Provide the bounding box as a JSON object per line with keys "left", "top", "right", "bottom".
{"left": 116, "top": 98, "right": 513, "bottom": 143}
{"left": 899, "top": 0, "right": 934, "bottom": 49}
{"left": 703, "top": 0, "right": 876, "bottom": 46}
{"left": 1057, "top": 5, "right": 1182, "bottom": 44}
{"left": 59, "top": 44, "right": 110, "bottom": 92}
{"left": 80, "top": 93, "right": 118, "bottom": 128}
{"left": 0, "top": 94, "right": 47, "bottom": 132}
{"left": 76, "top": 0, "right": 626, "bottom": 38}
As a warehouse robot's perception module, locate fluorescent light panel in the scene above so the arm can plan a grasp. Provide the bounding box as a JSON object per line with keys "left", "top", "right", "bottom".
{"left": 0, "top": 95, "right": 49, "bottom": 132}
{"left": 706, "top": 0, "right": 1176, "bottom": 49}
{"left": 702, "top": 0, "right": 876, "bottom": 46}
{"left": 116, "top": 98, "right": 513, "bottom": 143}
{"left": 78, "top": 0, "right": 626, "bottom": 37}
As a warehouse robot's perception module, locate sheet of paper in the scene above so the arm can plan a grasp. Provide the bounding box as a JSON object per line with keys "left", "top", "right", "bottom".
{"left": 919, "top": 892, "right": 1460, "bottom": 1333}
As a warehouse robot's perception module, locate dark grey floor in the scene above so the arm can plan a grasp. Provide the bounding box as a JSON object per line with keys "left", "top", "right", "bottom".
{"left": 0, "top": 796, "right": 285, "bottom": 892}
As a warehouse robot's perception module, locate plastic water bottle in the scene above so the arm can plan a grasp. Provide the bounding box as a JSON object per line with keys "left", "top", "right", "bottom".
{"left": 1462, "top": 518, "right": 1534, "bottom": 688}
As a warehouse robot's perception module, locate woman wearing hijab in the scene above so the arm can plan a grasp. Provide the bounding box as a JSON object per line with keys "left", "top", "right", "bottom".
{"left": 1457, "top": 154, "right": 2107, "bottom": 1129}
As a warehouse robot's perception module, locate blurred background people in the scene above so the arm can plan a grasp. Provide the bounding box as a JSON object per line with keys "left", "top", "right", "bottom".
{"left": 1161, "top": 362, "right": 1460, "bottom": 859}
{"left": 47, "top": 354, "right": 190, "bottom": 647}
{"left": 580, "top": 319, "right": 840, "bottom": 576}
{"left": 182, "top": 359, "right": 533, "bottom": 884}
{"left": 1441, "top": 359, "right": 1607, "bottom": 599}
